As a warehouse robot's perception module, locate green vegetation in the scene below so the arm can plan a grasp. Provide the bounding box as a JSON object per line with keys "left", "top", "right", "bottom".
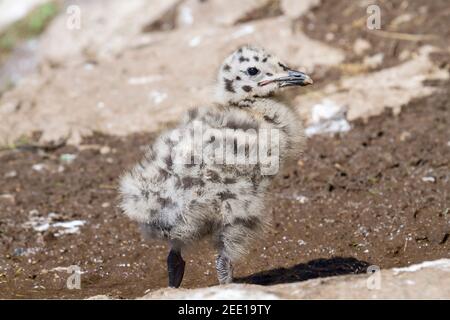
{"left": 0, "top": 2, "right": 59, "bottom": 56}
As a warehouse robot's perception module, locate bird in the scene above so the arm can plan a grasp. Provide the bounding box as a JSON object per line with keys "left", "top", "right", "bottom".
{"left": 119, "top": 45, "right": 313, "bottom": 288}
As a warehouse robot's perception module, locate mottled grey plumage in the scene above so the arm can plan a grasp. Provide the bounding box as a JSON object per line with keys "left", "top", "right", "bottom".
{"left": 119, "top": 45, "right": 312, "bottom": 287}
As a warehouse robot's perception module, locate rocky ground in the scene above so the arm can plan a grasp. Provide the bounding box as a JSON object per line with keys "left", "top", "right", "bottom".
{"left": 0, "top": 0, "right": 449, "bottom": 299}
{"left": 119, "top": 259, "right": 450, "bottom": 299}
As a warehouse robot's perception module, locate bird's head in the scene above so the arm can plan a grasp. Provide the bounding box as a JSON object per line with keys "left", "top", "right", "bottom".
{"left": 215, "top": 45, "right": 313, "bottom": 104}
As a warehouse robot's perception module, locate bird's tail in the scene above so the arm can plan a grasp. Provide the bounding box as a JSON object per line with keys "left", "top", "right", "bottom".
{"left": 119, "top": 169, "right": 159, "bottom": 224}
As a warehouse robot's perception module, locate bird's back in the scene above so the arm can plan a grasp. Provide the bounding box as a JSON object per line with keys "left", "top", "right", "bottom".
{"left": 119, "top": 104, "right": 276, "bottom": 242}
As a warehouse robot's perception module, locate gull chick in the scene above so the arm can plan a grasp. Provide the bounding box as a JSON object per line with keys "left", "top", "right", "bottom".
{"left": 119, "top": 45, "right": 313, "bottom": 287}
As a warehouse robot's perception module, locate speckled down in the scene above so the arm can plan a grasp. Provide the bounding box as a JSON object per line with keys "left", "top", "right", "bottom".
{"left": 119, "top": 46, "right": 305, "bottom": 260}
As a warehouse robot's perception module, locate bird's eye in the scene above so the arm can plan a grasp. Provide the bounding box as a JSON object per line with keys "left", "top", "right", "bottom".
{"left": 247, "top": 67, "right": 260, "bottom": 76}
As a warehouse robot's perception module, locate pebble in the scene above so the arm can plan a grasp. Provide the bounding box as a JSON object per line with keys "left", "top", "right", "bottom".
{"left": 100, "top": 146, "right": 111, "bottom": 155}
{"left": 101, "top": 202, "right": 110, "bottom": 208}
{"left": 399, "top": 50, "right": 411, "bottom": 61}
{"left": 353, "top": 38, "right": 371, "bottom": 55}
{"left": 325, "top": 32, "right": 335, "bottom": 41}
{"left": 364, "top": 53, "right": 384, "bottom": 69}
{"left": 0, "top": 194, "right": 15, "bottom": 205}
{"left": 421, "top": 176, "right": 436, "bottom": 183}
{"left": 295, "top": 195, "right": 309, "bottom": 204}
{"left": 4, "top": 170, "right": 17, "bottom": 178}
{"left": 399, "top": 131, "right": 411, "bottom": 141}
{"left": 32, "top": 163, "right": 46, "bottom": 172}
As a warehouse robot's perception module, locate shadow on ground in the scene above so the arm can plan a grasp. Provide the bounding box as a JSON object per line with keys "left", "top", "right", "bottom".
{"left": 236, "top": 257, "right": 370, "bottom": 285}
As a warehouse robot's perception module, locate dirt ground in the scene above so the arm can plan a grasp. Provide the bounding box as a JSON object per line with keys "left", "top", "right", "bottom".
{"left": 0, "top": 0, "right": 449, "bottom": 299}
{"left": 300, "top": 0, "right": 450, "bottom": 67}
{"left": 0, "top": 82, "right": 449, "bottom": 298}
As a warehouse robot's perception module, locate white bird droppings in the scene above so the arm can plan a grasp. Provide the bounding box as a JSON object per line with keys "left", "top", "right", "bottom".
{"left": 128, "top": 75, "right": 162, "bottom": 85}
{"left": 294, "top": 194, "right": 309, "bottom": 204}
{"left": 231, "top": 25, "right": 255, "bottom": 39}
{"left": 32, "top": 163, "right": 46, "bottom": 172}
{"left": 179, "top": 5, "right": 194, "bottom": 26}
{"left": 23, "top": 211, "right": 86, "bottom": 236}
{"left": 421, "top": 176, "right": 436, "bottom": 183}
{"left": 149, "top": 91, "right": 168, "bottom": 105}
{"left": 52, "top": 220, "right": 86, "bottom": 236}
{"left": 189, "top": 35, "right": 202, "bottom": 47}
{"left": 305, "top": 99, "right": 351, "bottom": 136}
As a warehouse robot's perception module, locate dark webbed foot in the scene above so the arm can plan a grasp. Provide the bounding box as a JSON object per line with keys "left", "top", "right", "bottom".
{"left": 167, "top": 249, "right": 185, "bottom": 288}
{"left": 216, "top": 254, "right": 233, "bottom": 284}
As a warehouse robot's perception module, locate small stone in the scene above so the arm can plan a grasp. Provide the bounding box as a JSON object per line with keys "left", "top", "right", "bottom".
{"left": 325, "top": 33, "right": 335, "bottom": 41}
{"left": 295, "top": 195, "right": 309, "bottom": 204}
{"left": 0, "top": 194, "right": 15, "bottom": 205}
{"left": 399, "top": 131, "right": 411, "bottom": 141}
{"left": 84, "top": 63, "right": 95, "bottom": 71}
{"left": 101, "top": 202, "right": 110, "bottom": 208}
{"left": 399, "top": 50, "right": 411, "bottom": 61}
{"left": 353, "top": 38, "right": 371, "bottom": 55}
{"left": 4, "top": 170, "right": 17, "bottom": 178}
{"left": 364, "top": 53, "right": 384, "bottom": 69}
{"left": 421, "top": 176, "right": 436, "bottom": 183}
{"left": 390, "top": 13, "right": 413, "bottom": 27}
{"left": 100, "top": 146, "right": 111, "bottom": 155}
{"left": 32, "top": 163, "right": 46, "bottom": 172}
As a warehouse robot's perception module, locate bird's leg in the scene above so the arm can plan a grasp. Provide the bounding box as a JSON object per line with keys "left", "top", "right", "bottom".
{"left": 167, "top": 245, "right": 185, "bottom": 288}
{"left": 216, "top": 254, "right": 234, "bottom": 285}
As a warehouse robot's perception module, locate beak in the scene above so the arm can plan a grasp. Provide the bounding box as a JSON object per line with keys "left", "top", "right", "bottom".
{"left": 259, "top": 70, "right": 314, "bottom": 87}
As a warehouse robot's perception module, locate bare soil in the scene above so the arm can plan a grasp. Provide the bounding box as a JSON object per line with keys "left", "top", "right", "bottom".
{"left": 0, "top": 81, "right": 448, "bottom": 298}
{"left": 299, "top": 0, "right": 450, "bottom": 68}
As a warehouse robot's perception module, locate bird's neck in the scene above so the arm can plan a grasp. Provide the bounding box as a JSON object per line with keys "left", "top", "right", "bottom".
{"left": 231, "top": 95, "right": 294, "bottom": 116}
{"left": 214, "top": 91, "right": 299, "bottom": 128}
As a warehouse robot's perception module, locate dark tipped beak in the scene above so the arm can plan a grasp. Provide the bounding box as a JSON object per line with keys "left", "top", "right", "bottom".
{"left": 258, "top": 70, "right": 314, "bottom": 87}
{"left": 279, "top": 70, "right": 314, "bottom": 87}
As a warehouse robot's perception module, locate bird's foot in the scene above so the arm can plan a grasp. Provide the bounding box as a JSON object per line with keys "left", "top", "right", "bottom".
{"left": 167, "top": 249, "right": 185, "bottom": 288}
{"left": 216, "top": 254, "right": 233, "bottom": 285}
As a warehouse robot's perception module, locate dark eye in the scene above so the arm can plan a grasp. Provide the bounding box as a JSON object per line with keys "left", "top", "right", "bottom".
{"left": 247, "top": 67, "right": 260, "bottom": 76}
